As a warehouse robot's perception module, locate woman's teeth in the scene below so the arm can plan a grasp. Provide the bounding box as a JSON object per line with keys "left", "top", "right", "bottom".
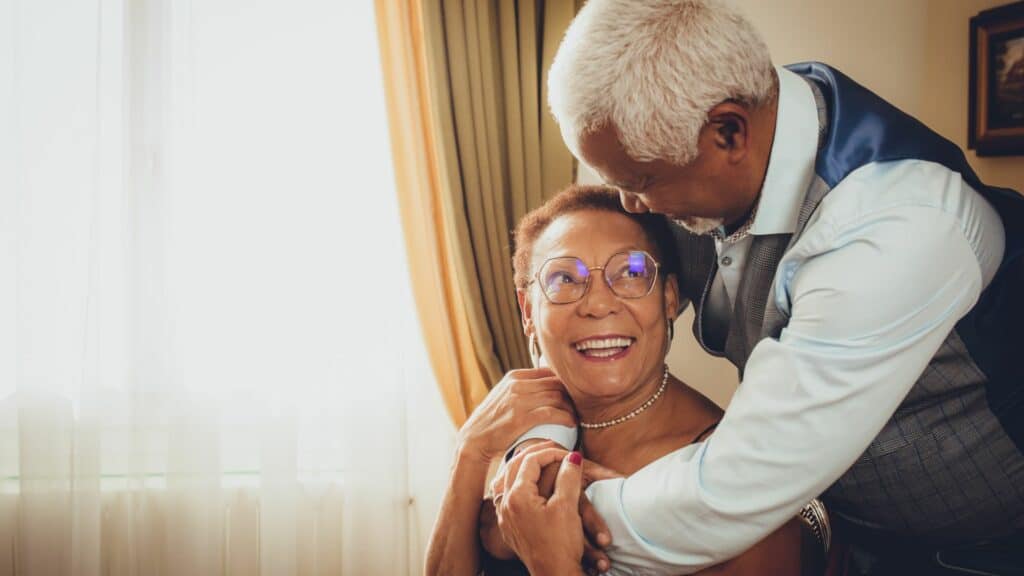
{"left": 575, "top": 337, "right": 633, "bottom": 357}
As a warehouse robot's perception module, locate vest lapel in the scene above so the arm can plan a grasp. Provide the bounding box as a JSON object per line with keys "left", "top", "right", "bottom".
{"left": 759, "top": 176, "right": 831, "bottom": 344}
{"left": 672, "top": 225, "right": 717, "bottom": 308}
{"left": 722, "top": 77, "right": 833, "bottom": 375}
{"left": 724, "top": 234, "right": 791, "bottom": 374}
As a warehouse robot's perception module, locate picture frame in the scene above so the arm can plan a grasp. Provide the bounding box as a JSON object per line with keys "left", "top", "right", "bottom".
{"left": 969, "top": 1, "right": 1024, "bottom": 156}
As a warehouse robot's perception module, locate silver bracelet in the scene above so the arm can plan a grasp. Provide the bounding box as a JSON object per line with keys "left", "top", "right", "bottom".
{"left": 798, "top": 498, "right": 831, "bottom": 556}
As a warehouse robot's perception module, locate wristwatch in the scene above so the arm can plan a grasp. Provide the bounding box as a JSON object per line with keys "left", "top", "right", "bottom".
{"left": 799, "top": 498, "right": 831, "bottom": 556}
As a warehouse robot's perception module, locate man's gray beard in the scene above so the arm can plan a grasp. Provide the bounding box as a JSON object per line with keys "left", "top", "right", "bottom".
{"left": 673, "top": 216, "right": 725, "bottom": 236}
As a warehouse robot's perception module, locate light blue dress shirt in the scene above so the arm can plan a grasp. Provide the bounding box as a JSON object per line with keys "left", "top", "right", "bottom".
{"left": 522, "top": 67, "right": 1005, "bottom": 574}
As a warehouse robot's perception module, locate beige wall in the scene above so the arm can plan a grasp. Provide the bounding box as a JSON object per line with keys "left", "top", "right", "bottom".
{"left": 743, "top": 0, "right": 1022, "bottom": 189}
{"left": 581, "top": 0, "right": 1024, "bottom": 407}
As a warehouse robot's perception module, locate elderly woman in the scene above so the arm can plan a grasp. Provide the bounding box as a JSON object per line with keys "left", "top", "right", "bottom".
{"left": 425, "top": 185, "right": 827, "bottom": 575}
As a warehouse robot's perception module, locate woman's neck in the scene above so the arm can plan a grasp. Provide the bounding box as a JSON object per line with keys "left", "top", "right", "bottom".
{"left": 572, "top": 365, "right": 667, "bottom": 427}
{"left": 579, "top": 376, "right": 721, "bottom": 475}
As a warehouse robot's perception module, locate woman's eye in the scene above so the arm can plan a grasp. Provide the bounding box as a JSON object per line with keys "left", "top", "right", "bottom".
{"left": 547, "top": 272, "right": 575, "bottom": 286}
{"left": 609, "top": 265, "right": 637, "bottom": 279}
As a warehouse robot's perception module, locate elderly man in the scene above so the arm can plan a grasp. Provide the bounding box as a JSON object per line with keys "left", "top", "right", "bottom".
{"left": 500, "top": 0, "right": 1024, "bottom": 574}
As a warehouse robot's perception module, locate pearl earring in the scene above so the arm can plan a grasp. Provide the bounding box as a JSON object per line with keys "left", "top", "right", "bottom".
{"left": 529, "top": 333, "right": 542, "bottom": 366}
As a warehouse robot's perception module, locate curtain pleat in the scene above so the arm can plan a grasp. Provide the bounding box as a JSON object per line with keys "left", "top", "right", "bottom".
{"left": 497, "top": 2, "right": 527, "bottom": 226}
{"left": 473, "top": 1, "right": 521, "bottom": 370}
{"left": 512, "top": 0, "right": 546, "bottom": 214}
{"left": 540, "top": 1, "right": 577, "bottom": 199}
{"left": 378, "top": 0, "right": 579, "bottom": 423}
{"left": 442, "top": 0, "right": 523, "bottom": 375}
{"left": 440, "top": 0, "right": 579, "bottom": 383}
{"left": 425, "top": 3, "right": 506, "bottom": 417}
{"left": 442, "top": 1, "right": 505, "bottom": 375}
{"left": 374, "top": 0, "right": 495, "bottom": 426}
{"left": 438, "top": 0, "right": 579, "bottom": 374}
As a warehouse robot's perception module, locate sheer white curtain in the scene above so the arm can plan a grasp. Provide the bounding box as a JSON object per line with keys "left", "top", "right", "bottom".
{"left": 1, "top": 0, "right": 455, "bottom": 574}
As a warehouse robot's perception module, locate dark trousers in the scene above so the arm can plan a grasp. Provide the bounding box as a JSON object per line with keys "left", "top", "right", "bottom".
{"left": 836, "top": 518, "right": 1024, "bottom": 576}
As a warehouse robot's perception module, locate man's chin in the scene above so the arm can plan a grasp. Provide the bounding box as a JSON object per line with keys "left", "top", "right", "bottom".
{"left": 673, "top": 216, "right": 724, "bottom": 236}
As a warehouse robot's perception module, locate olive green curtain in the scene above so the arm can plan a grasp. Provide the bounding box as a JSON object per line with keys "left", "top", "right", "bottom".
{"left": 377, "top": 0, "right": 580, "bottom": 426}
{"left": 423, "top": 0, "right": 581, "bottom": 384}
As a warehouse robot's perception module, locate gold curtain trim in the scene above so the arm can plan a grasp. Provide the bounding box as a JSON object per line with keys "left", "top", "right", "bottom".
{"left": 375, "top": 0, "right": 580, "bottom": 426}
{"left": 374, "top": 0, "right": 492, "bottom": 426}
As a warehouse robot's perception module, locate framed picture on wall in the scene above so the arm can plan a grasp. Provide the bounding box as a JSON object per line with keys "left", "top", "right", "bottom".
{"left": 969, "top": 1, "right": 1024, "bottom": 156}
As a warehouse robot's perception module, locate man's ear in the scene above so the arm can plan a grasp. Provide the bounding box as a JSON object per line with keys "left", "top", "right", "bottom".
{"left": 706, "top": 101, "right": 750, "bottom": 163}
{"left": 517, "top": 289, "right": 533, "bottom": 335}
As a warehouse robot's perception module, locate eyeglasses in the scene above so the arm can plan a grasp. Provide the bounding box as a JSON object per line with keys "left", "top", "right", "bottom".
{"left": 528, "top": 250, "right": 661, "bottom": 304}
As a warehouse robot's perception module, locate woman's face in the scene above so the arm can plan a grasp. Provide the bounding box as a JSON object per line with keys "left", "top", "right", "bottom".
{"left": 519, "top": 210, "right": 678, "bottom": 405}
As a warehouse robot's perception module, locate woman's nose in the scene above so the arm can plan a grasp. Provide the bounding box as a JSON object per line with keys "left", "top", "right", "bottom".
{"left": 618, "top": 189, "right": 649, "bottom": 214}
{"left": 578, "top": 274, "right": 621, "bottom": 317}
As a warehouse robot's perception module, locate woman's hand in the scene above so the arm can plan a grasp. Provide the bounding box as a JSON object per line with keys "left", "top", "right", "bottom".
{"left": 426, "top": 370, "right": 573, "bottom": 576}
{"left": 456, "top": 368, "right": 576, "bottom": 464}
{"left": 495, "top": 447, "right": 586, "bottom": 576}
{"left": 492, "top": 441, "right": 621, "bottom": 573}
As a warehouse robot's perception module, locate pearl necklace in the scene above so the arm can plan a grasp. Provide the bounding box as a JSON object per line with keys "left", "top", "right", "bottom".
{"left": 579, "top": 365, "right": 670, "bottom": 429}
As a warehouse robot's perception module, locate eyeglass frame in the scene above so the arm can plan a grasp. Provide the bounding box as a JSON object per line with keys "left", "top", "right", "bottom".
{"left": 526, "top": 249, "right": 662, "bottom": 305}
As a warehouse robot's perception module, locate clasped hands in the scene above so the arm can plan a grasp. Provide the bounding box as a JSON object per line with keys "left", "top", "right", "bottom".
{"left": 486, "top": 441, "right": 621, "bottom": 575}
{"left": 456, "top": 367, "right": 621, "bottom": 575}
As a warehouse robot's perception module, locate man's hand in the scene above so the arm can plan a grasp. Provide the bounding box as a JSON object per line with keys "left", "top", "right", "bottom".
{"left": 488, "top": 441, "right": 622, "bottom": 574}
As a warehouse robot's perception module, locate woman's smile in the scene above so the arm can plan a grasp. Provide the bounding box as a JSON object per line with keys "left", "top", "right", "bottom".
{"left": 572, "top": 334, "right": 635, "bottom": 361}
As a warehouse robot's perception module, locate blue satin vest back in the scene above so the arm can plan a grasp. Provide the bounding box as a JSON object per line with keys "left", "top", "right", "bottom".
{"left": 788, "top": 62, "right": 1024, "bottom": 452}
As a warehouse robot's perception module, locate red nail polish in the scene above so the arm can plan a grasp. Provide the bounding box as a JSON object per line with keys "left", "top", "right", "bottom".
{"left": 568, "top": 451, "right": 582, "bottom": 466}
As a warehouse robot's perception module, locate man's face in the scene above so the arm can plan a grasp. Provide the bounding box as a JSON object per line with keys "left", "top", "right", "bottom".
{"left": 577, "top": 123, "right": 746, "bottom": 233}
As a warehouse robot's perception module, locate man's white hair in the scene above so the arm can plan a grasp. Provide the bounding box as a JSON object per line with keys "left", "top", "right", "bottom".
{"left": 548, "top": 0, "right": 776, "bottom": 166}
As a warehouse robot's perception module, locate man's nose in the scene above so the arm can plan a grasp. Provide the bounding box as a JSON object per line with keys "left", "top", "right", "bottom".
{"left": 619, "top": 189, "right": 649, "bottom": 214}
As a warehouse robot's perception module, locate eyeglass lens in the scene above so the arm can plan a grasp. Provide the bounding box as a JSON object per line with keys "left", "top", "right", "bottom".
{"left": 538, "top": 251, "right": 657, "bottom": 304}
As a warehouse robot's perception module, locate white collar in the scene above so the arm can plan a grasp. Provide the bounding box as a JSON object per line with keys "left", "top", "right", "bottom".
{"left": 749, "top": 66, "right": 820, "bottom": 236}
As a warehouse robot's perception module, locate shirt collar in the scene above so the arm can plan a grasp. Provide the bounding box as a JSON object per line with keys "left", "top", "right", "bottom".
{"left": 748, "top": 66, "right": 820, "bottom": 236}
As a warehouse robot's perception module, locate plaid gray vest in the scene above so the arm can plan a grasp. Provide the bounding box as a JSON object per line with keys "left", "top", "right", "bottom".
{"left": 675, "top": 64, "right": 1024, "bottom": 543}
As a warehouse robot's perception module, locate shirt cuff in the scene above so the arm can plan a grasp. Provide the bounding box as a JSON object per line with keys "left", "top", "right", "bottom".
{"left": 503, "top": 424, "right": 578, "bottom": 462}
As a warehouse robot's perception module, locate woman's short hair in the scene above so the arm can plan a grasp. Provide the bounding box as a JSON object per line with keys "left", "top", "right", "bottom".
{"left": 548, "top": 0, "right": 776, "bottom": 166}
{"left": 512, "top": 185, "right": 680, "bottom": 291}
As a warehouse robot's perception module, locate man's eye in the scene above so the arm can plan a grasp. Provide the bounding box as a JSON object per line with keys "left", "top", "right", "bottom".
{"left": 617, "top": 177, "right": 650, "bottom": 194}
